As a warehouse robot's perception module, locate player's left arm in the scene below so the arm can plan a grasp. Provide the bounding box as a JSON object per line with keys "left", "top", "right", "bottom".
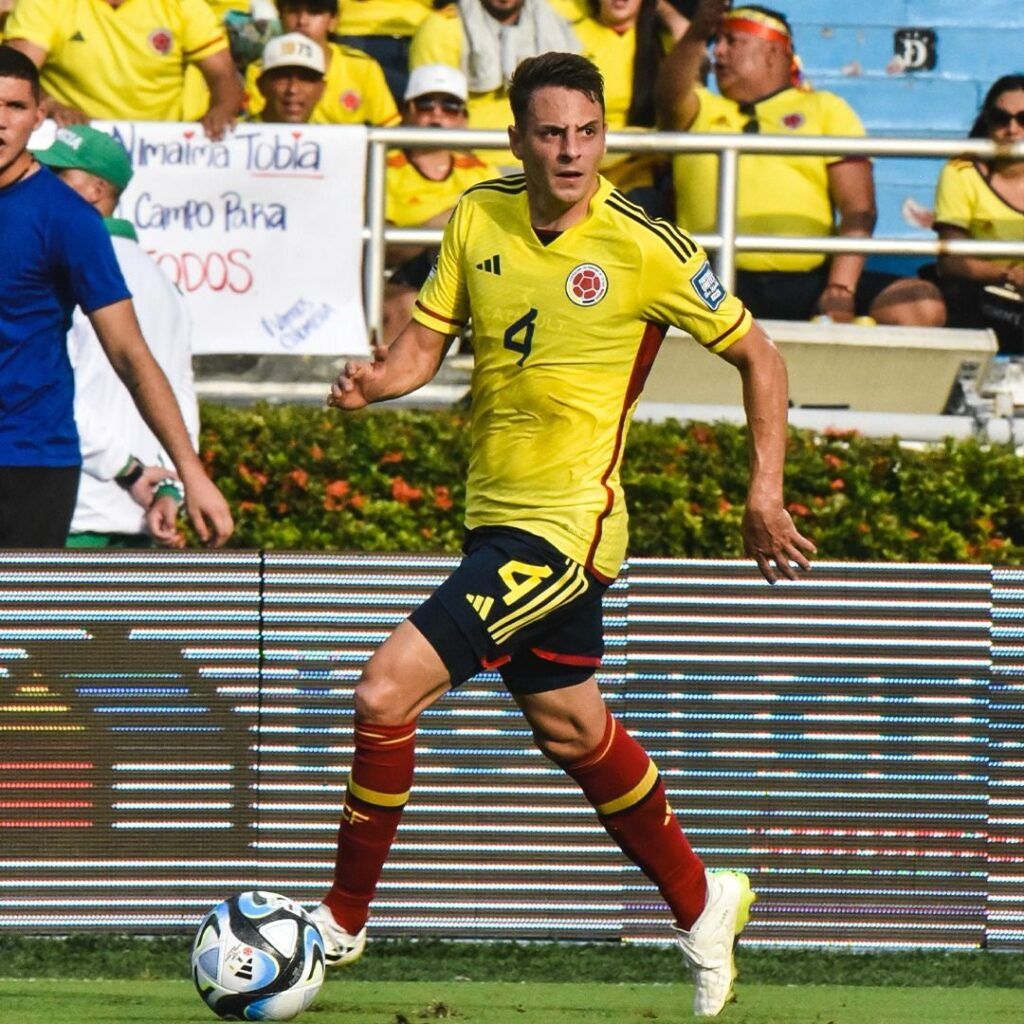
{"left": 88, "top": 299, "right": 234, "bottom": 547}
{"left": 195, "top": 48, "right": 243, "bottom": 141}
{"left": 718, "top": 321, "right": 816, "bottom": 583}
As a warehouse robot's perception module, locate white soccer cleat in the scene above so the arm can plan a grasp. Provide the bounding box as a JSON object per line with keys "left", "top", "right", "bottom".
{"left": 308, "top": 904, "right": 367, "bottom": 968}
{"left": 673, "top": 869, "right": 757, "bottom": 1017}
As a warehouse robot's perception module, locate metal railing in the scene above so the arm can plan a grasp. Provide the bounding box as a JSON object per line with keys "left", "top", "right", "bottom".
{"left": 362, "top": 127, "right": 1024, "bottom": 338}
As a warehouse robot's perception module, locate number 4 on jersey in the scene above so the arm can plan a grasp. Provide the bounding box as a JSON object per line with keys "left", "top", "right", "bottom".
{"left": 503, "top": 308, "right": 538, "bottom": 366}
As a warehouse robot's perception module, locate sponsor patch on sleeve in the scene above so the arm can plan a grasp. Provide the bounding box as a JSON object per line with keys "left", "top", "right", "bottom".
{"left": 690, "top": 260, "right": 726, "bottom": 311}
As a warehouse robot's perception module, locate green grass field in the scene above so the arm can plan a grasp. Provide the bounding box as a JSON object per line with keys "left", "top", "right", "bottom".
{"left": 1, "top": 938, "right": 1021, "bottom": 1024}
{"left": 0, "top": 978, "right": 1020, "bottom": 1024}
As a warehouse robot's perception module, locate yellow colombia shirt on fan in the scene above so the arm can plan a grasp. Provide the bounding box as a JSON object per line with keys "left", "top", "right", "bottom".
{"left": 5, "top": 0, "right": 228, "bottom": 120}
{"left": 673, "top": 85, "right": 866, "bottom": 273}
{"left": 413, "top": 175, "right": 751, "bottom": 581}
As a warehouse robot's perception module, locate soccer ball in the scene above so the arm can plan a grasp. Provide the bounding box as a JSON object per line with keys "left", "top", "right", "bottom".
{"left": 191, "top": 890, "right": 325, "bottom": 1021}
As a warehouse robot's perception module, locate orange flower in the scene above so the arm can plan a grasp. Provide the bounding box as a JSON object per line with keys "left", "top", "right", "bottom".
{"left": 237, "top": 463, "right": 268, "bottom": 492}
{"left": 829, "top": 478, "right": 845, "bottom": 490}
{"left": 380, "top": 451, "right": 404, "bottom": 464}
{"left": 288, "top": 468, "right": 310, "bottom": 490}
{"left": 391, "top": 477, "right": 423, "bottom": 503}
{"left": 787, "top": 502, "right": 810, "bottom": 516}
{"left": 349, "top": 493, "right": 366, "bottom": 510}
{"left": 823, "top": 453, "right": 844, "bottom": 470}
{"left": 433, "top": 485, "right": 454, "bottom": 511}
{"left": 323, "top": 479, "right": 351, "bottom": 512}
{"left": 717, "top": 497, "right": 732, "bottom": 513}
{"left": 310, "top": 443, "right": 324, "bottom": 460}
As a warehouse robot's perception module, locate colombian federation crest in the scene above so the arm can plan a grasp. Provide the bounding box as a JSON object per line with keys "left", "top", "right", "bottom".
{"left": 148, "top": 28, "right": 174, "bottom": 56}
{"left": 565, "top": 263, "right": 608, "bottom": 307}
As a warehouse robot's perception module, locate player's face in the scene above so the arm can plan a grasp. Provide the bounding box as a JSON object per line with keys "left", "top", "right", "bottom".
{"left": 280, "top": 5, "right": 338, "bottom": 44}
{"left": 598, "top": 0, "right": 642, "bottom": 30}
{"left": 0, "top": 76, "right": 44, "bottom": 182}
{"left": 509, "top": 86, "right": 606, "bottom": 225}
{"left": 259, "top": 68, "right": 325, "bottom": 123}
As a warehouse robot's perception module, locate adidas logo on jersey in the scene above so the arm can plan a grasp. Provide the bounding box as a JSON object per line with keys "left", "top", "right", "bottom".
{"left": 475, "top": 255, "right": 501, "bottom": 275}
{"left": 466, "top": 593, "right": 494, "bottom": 620}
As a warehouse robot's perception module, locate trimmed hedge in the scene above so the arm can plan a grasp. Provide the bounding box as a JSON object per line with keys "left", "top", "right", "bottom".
{"left": 197, "top": 404, "right": 1024, "bottom": 562}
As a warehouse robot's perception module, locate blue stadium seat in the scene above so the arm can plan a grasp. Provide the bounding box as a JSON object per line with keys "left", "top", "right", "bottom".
{"left": 809, "top": 75, "right": 980, "bottom": 135}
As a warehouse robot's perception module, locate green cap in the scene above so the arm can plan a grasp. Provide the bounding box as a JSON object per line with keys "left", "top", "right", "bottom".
{"left": 33, "top": 125, "right": 133, "bottom": 191}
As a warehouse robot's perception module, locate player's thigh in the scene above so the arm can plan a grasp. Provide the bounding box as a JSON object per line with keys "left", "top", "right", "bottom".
{"left": 514, "top": 675, "right": 608, "bottom": 763}
{"left": 355, "top": 618, "right": 451, "bottom": 724}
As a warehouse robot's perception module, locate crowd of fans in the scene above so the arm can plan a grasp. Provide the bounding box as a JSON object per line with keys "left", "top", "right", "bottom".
{"left": 1, "top": 0, "right": 1021, "bottom": 347}
{"left": 0, "top": 1, "right": 1022, "bottom": 548}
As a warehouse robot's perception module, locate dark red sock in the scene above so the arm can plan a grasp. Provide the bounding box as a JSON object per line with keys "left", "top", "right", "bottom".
{"left": 322, "top": 719, "right": 416, "bottom": 933}
{"left": 563, "top": 711, "right": 707, "bottom": 929}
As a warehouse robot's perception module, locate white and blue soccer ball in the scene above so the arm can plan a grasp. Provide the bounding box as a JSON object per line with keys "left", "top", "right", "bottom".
{"left": 191, "top": 890, "right": 325, "bottom": 1021}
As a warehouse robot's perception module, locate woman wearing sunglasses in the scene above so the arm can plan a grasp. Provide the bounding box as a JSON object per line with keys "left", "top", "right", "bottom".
{"left": 929, "top": 74, "right": 1024, "bottom": 353}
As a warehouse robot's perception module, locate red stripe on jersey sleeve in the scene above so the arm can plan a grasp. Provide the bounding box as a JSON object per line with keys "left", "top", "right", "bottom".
{"left": 183, "top": 34, "right": 227, "bottom": 57}
{"left": 702, "top": 308, "right": 749, "bottom": 349}
{"left": 415, "top": 300, "right": 465, "bottom": 328}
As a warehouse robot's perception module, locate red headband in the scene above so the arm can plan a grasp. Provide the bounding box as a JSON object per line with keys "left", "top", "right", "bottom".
{"left": 721, "top": 16, "right": 793, "bottom": 50}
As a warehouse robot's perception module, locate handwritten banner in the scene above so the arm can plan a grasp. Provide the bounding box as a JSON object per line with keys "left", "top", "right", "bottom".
{"left": 32, "top": 121, "right": 370, "bottom": 356}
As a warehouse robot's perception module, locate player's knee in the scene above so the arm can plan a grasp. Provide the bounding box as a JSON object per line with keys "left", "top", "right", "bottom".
{"left": 530, "top": 718, "right": 601, "bottom": 766}
{"left": 353, "top": 666, "right": 413, "bottom": 725}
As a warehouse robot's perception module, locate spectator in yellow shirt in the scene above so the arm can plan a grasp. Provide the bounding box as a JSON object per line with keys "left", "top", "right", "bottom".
{"left": 926, "top": 74, "right": 1024, "bottom": 353}
{"left": 252, "top": 31, "right": 327, "bottom": 123}
{"left": 383, "top": 64, "right": 493, "bottom": 341}
{"left": 4, "top": 0, "right": 243, "bottom": 140}
{"left": 657, "top": 0, "right": 943, "bottom": 325}
{"left": 334, "top": 0, "right": 434, "bottom": 104}
{"left": 246, "top": 1, "right": 399, "bottom": 125}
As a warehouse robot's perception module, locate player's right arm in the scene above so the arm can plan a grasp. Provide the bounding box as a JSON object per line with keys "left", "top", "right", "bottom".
{"left": 328, "top": 322, "right": 453, "bottom": 410}
{"left": 332, "top": 187, "right": 472, "bottom": 409}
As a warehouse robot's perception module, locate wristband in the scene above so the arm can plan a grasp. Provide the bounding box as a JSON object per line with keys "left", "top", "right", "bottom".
{"left": 154, "top": 478, "right": 184, "bottom": 503}
{"left": 115, "top": 458, "right": 144, "bottom": 491}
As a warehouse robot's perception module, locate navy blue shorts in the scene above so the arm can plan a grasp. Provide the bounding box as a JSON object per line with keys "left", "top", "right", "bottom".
{"left": 409, "top": 527, "right": 608, "bottom": 695}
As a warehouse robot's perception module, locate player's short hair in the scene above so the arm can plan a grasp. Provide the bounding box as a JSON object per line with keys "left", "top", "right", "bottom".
{"left": 0, "top": 45, "right": 41, "bottom": 102}
{"left": 508, "top": 53, "right": 605, "bottom": 127}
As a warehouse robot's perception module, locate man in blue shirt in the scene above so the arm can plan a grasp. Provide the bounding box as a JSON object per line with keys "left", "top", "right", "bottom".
{"left": 0, "top": 45, "right": 233, "bottom": 548}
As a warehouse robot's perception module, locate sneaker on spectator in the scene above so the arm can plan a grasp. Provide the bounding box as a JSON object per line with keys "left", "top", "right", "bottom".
{"left": 673, "top": 870, "right": 757, "bottom": 1017}
{"left": 308, "top": 904, "right": 367, "bottom": 968}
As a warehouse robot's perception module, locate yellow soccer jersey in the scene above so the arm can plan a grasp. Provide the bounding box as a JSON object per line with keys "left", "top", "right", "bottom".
{"left": 6, "top": 0, "right": 228, "bottom": 121}
{"left": 934, "top": 159, "right": 1024, "bottom": 272}
{"left": 673, "top": 86, "right": 867, "bottom": 273}
{"left": 246, "top": 41, "right": 400, "bottom": 125}
{"left": 336, "top": 0, "right": 433, "bottom": 36}
{"left": 387, "top": 150, "right": 494, "bottom": 227}
{"left": 413, "top": 175, "right": 752, "bottom": 580}
{"left": 410, "top": 7, "right": 517, "bottom": 168}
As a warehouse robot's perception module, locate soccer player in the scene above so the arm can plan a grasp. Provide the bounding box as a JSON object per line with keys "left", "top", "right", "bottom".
{"left": 0, "top": 46, "right": 232, "bottom": 548}
{"left": 324, "top": 51, "right": 814, "bottom": 1017}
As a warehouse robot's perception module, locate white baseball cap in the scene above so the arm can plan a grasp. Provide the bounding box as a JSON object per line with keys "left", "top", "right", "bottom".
{"left": 404, "top": 64, "right": 468, "bottom": 103}
{"left": 260, "top": 33, "right": 326, "bottom": 76}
